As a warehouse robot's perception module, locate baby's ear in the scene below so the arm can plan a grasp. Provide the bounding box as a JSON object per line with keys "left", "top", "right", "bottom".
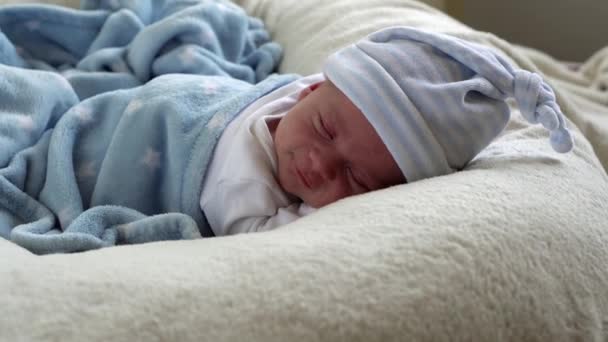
{"left": 297, "top": 82, "right": 323, "bottom": 101}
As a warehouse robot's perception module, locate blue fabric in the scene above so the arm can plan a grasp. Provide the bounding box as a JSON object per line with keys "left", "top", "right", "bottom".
{"left": 0, "top": 1, "right": 297, "bottom": 254}
{"left": 0, "top": 0, "right": 283, "bottom": 99}
{"left": 323, "top": 26, "right": 573, "bottom": 183}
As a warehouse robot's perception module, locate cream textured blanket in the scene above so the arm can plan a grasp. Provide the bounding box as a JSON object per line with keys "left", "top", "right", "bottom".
{"left": 2, "top": 1, "right": 608, "bottom": 341}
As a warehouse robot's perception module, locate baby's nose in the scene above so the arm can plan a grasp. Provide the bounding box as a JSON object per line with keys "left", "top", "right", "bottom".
{"left": 309, "top": 148, "right": 339, "bottom": 183}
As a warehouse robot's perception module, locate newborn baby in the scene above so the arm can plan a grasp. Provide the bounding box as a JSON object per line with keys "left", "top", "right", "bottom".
{"left": 201, "top": 75, "right": 405, "bottom": 235}
{"left": 201, "top": 26, "right": 573, "bottom": 236}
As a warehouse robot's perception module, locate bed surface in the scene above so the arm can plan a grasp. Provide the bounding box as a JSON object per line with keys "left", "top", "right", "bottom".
{"left": 2, "top": 0, "right": 608, "bottom": 341}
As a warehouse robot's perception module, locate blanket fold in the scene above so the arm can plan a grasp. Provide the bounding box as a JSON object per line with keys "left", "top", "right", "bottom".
{"left": 0, "top": 0, "right": 293, "bottom": 254}
{"left": 0, "top": 0, "right": 282, "bottom": 99}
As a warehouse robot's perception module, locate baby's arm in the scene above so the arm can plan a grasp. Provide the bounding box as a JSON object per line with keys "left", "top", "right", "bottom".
{"left": 225, "top": 203, "right": 312, "bottom": 235}
{"left": 201, "top": 180, "right": 315, "bottom": 236}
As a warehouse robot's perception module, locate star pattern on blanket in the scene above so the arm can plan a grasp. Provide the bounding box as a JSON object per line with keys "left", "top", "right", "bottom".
{"left": 15, "top": 116, "right": 35, "bottom": 132}
{"left": 207, "top": 112, "right": 228, "bottom": 131}
{"left": 25, "top": 20, "right": 40, "bottom": 31}
{"left": 179, "top": 46, "right": 198, "bottom": 66}
{"left": 125, "top": 99, "right": 143, "bottom": 114}
{"left": 141, "top": 148, "right": 161, "bottom": 170}
{"left": 74, "top": 105, "right": 94, "bottom": 124}
{"left": 77, "top": 161, "right": 97, "bottom": 179}
{"left": 116, "top": 223, "right": 131, "bottom": 236}
{"left": 199, "top": 29, "right": 214, "bottom": 44}
{"left": 201, "top": 80, "right": 219, "bottom": 95}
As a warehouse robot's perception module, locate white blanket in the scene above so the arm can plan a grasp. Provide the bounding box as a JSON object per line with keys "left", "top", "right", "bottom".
{"left": 2, "top": 1, "right": 608, "bottom": 341}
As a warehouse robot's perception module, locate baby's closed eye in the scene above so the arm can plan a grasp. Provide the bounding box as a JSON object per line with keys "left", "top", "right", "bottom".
{"left": 314, "top": 114, "right": 333, "bottom": 141}
{"left": 346, "top": 166, "right": 369, "bottom": 193}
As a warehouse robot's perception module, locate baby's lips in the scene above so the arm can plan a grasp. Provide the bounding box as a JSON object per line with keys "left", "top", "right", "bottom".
{"left": 294, "top": 163, "right": 316, "bottom": 189}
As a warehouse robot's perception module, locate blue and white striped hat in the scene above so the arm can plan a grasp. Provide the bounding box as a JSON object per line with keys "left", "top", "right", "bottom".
{"left": 323, "top": 26, "right": 573, "bottom": 182}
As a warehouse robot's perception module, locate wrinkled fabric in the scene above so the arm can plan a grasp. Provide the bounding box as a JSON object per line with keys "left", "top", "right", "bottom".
{"left": 0, "top": 0, "right": 294, "bottom": 254}
{"left": 0, "top": 0, "right": 283, "bottom": 99}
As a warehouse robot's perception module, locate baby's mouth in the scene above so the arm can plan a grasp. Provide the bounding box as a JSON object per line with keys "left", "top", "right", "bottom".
{"left": 295, "top": 166, "right": 312, "bottom": 189}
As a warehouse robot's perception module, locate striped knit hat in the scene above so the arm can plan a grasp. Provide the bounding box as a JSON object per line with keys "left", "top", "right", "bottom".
{"left": 323, "top": 26, "right": 573, "bottom": 182}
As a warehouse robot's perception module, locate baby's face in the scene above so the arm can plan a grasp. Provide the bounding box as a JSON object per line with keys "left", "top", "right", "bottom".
{"left": 270, "top": 80, "right": 405, "bottom": 208}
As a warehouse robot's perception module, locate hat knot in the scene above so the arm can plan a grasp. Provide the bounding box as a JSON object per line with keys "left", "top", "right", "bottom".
{"left": 513, "top": 70, "right": 573, "bottom": 153}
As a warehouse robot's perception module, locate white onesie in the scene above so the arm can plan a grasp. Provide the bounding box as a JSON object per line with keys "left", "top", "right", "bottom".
{"left": 200, "top": 73, "right": 324, "bottom": 236}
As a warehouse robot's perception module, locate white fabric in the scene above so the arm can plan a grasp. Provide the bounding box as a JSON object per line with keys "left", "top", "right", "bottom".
{"left": 2, "top": 1, "right": 608, "bottom": 342}
{"left": 200, "top": 74, "right": 322, "bottom": 235}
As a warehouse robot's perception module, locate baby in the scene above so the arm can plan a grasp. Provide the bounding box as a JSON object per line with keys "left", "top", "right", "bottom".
{"left": 200, "top": 74, "right": 406, "bottom": 235}
{"left": 201, "top": 26, "right": 573, "bottom": 236}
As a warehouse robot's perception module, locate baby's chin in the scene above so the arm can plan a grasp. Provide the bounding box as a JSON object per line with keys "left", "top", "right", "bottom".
{"left": 275, "top": 168, "right": 304, "bottom": 204}
{"left": 277, "top": 176, "right": 326, "bottom": 209}
{"left": 295, "top": 190, "right": 335, "bottom": 209}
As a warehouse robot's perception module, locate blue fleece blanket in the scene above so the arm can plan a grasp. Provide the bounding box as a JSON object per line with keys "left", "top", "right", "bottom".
{"left": 0, "top": 0, "right": 284, "bottom": 99}
{"left": 0, "top": 0, "right": 297, "bottom": 254}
